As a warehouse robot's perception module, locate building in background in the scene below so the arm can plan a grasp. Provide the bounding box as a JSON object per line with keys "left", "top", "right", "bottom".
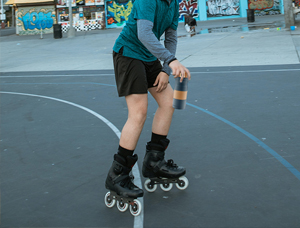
{"left": 5, "top": 0, "right": 285, "bottom": 35}
{"left": 248, "top": 0, "right": 282, "bottom": 16}
{"left": 5, "top": 0, "right": 55, "bottom": 35}
{"left": 57, "top": 0, "right": 105, "bottom": 32}
{"left": 5, "top": 0, "right": 106, "bottom": 34}
{"left": 204, "top": 0, "right": 283, "bottom": 21}
{"left": 104, "top": 0, "right": 284, "bottom": 28}
{"left": 1, "top": 0, "right": 11, "bottom": 27}
{"left": 105, "top": 0, "right": 133, "bottom": 28}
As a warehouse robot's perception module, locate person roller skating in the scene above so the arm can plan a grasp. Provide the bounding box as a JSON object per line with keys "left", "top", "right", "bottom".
{"left": 104, "top": 0, "right": 191, "bottom": 216}
{"left": 142, "top": 138, "right": 189, "bottom": 192}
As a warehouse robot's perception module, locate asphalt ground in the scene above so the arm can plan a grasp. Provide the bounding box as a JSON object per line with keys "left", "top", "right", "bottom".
{"left": 1, "top": 64, "right": 300, "bottom": 228}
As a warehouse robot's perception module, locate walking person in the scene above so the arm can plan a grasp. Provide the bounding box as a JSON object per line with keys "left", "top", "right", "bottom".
{"left": 104, "top": 0, "right": 191, "bottom": 216}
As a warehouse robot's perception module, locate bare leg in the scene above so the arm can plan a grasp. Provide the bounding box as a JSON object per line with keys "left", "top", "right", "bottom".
{"left": 119, "top": 93, "right": 148, "bottom": 150}
{"left": 148, "top": 84, "right": 174, "bottom": 136}
{"left": 105, "top": 96, "right": 145, "bottom": 203}
{"left": 142, "top": 85, "right": 187, "bottom": 185}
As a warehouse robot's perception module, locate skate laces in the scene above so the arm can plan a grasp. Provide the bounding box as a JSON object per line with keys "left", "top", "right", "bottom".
{"left": 127, "top": 177, "right": 137, "bottom": 189}
{"left": 121, "top": 174, "right": 136, "bottom": 189}
{"left": 166, "top": 159, "right": 178, "bottom": 168}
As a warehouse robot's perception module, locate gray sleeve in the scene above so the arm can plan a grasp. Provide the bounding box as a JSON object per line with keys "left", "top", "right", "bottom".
{"left": 162, "top": 27, "right": 177, "bottom": 75}
{"left": 137, "top": 19, "right": 176, "bottom": 75}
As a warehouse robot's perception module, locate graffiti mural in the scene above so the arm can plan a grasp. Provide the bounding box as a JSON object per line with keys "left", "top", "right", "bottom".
{"left": 106, "top": 0, "right": 134, "bottom": 28}
{"left": 248, "top": 0, "right": 273, "bottom": 10}
{"left": 179, "top": 0, "right": 198, "bottom": 21}
{"left": 248, "top": 0, "right": 281, "bottom": 16}
{"left": 206, "top": 0, "right": 240, "bottom": 17}
{"left": 16, "top": 6, "right": 56, "bottom": 35}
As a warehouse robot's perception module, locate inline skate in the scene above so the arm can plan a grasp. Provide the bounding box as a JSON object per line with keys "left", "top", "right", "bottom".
{"left": 104, "top": 154, "right": 143, "bottom": 216}
{"left": 142, "top": 139, "right": 189, "bottom": 192}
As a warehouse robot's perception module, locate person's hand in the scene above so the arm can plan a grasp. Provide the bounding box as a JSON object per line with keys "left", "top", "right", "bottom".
{"left": 153, "top": 71, "right": 169, "bottom": 92}
{"left": 169, "top": 60, "right": 191, "bottom": 82}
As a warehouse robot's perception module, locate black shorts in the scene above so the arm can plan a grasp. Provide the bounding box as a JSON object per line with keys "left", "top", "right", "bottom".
{"left": 113, "top": 48, "right": 162, "bottom": 97}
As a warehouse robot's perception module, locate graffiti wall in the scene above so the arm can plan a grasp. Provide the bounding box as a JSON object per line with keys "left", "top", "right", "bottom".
{"left": 106, "top": 0, "right": 134, "bottom": 28}
{"left": 248, "top": 0, "right": 281, "bottom": 16}
{"left": 16, "top": 6, "right": 56, "bottom": 35}
{"left": 179, "top": 0, "right": 198, "bottom": 22}
{"left": 206, "top": 0, "right": 240, "bottom": 17}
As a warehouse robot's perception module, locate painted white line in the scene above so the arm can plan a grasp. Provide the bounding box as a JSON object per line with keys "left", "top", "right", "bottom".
{"left": 0, "top": 68, "right": 299, "bottom": 79}
{"left": 0, "top": 74, "right": 114, "bottom": 78}
{"left": 0, "top": 91, "right": 144, "bottom": 228}
{"left": 191, "top": 68, "right": 300, "bottom": 74}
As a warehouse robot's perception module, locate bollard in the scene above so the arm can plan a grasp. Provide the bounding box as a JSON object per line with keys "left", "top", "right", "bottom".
{"left": 53, "top": 24, "right": 62, "bottom": 39}
{"left": 247, "top": 9, "right": 255, "bottom": 23}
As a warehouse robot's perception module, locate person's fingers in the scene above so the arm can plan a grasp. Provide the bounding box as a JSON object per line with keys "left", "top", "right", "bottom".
{"left": 163, "top": 82, "right": 167, "bottom": 91}
{"left": 153, "top": 77, "right": 159, "bottom": 86}
{"left": 174, "top": 68, "right": 178, "bottom": 77}
{"left": 156, "top": 77, "right": 163, "bottom": 92}
{"left": 170, "top": 60, "right": 191, "bottom": 81}
{"left": 162, "top": 83, "right": 167, "bottom": 92}
{"left": 180, "top": 69, "right": 186, "bottom": 82}
{"left": 156, "top": 78, "right": 168, "bottom": 92}
{"left": 187, "top": 69, "right": 191, "bottom": 80}
{"left": 173, "top": 70, "right": 180, "bottom": 78}
{"left": 156, "top": 82, "right": 162, "bottom": 92}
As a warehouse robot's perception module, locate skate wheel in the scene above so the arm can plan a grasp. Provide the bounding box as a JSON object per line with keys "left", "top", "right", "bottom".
{"left": 117, "top": 200, "right": 128, "bottom": 212}
{"left": 104, "top": 192, "right": 115, "bottom": 208}
{"left": 160, "top": 182, "right": 173, "bottom": 192}
{"left": 176, "top": 176, "right": 189, "bottom": 190}
{"left": 130, "top": 199, "right": 142, "bottom": 216}
{"left": 144, "top": 179, "right": 157, "bottom": 192}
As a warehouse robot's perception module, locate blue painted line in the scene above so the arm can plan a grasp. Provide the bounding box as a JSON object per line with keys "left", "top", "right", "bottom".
{"left": 0, "top": 82, "right": 116, "bottom": 87}
{"left": 187, "top": 102, "right": 300, "bottom": 181}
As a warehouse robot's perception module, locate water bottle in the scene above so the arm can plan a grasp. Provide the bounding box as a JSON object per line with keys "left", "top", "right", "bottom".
{"left": 173, "top": 75, "right": 188, "bottom": 110}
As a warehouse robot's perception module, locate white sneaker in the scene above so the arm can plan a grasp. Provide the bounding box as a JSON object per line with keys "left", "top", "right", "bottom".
{"left": 185, "top": 24, "right": 190, "bottom": 33}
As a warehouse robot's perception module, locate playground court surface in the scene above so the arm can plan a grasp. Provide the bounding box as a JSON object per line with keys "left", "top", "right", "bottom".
{"left": 1, "top": 64, "right": 300, "bottom": 228}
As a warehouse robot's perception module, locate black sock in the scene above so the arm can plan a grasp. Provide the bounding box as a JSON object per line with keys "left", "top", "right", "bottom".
{"left": 117, "top": 145, "right": 134, "bottom": 159}
{"left": 151, "top": 132, "right": 167, "bottom": 144}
